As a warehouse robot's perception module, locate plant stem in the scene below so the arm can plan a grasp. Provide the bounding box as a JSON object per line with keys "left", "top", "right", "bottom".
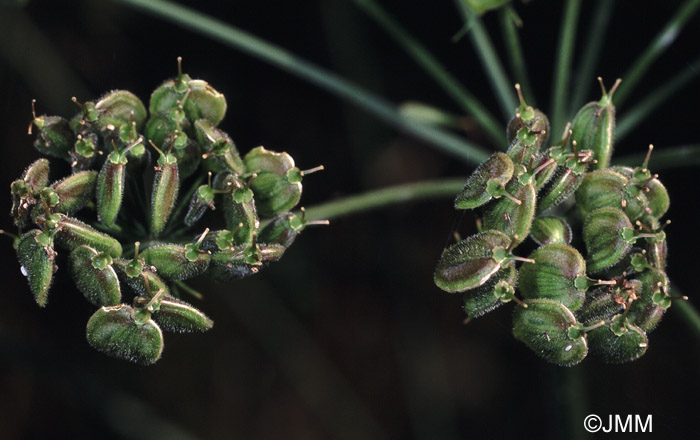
{"left": 354, "top": 0, "right": 505, "bottom": 147}
{"left": 303, "top": 178, "right": 465, "bottom": 222}
{"left": 673, "top": 301, "right": 700, "bottom": 342}
{"left": 499, "top": 5, "right": 536, "bottom": 106}
{"left": 569, "top": 0, "right": 616, "bottom": 113}
{"left": 616, "top": 53, "right": 700, "bottom": 140}
{"left": 614, "top": 144, "right": 700, "bottom": 170}
{"left": 614, "top": 0, "right": 700, "bottom": 106}
{"left": 455, "top": 0, "right": 517, "bottom": 120}
{"left": 173, "top": 280, "right": 203, "bottom": 300}
{"left": 115, "top": 0, "right": 490, "bottom": 165}
{"left": 550, "top": 0, "right": 582, "bottom": 138}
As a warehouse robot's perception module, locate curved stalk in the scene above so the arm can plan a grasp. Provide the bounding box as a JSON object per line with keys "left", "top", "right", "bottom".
{"left": 673, "top": 301, "right": 700, "bottom": 342}
{"left": 114, "top": 0, "right": 490, "bottom": 165}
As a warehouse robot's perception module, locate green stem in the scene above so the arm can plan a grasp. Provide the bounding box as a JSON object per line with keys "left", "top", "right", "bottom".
{"left": 303, "top": 178, "right": 465, "bottom": 222}
{"left": 550, "top": 0, "right": 582, "bottom": 137}
{"left": 455, "top": 0, "right": 517, "bottom": 119}
{"left": 615, "top": 0, "right": 700, "bottom": 106}
{"left": 673, "top": 301, "right": 700, "bottom": 342}
{"left": 569, "top": 0, "right": 616, "bottom": 113}
{"left": 498, "top": 5, "right": 535, "bottom": 106}
{"left": 563, "top": 368, "right": 587, "bottom": 440}
{"left": 354, "top": 0, "right": 505, "bottom": 147}
{"left": 616, "top": 53, "right": 700, "bottom": 140}
{"left": 115, "top": 0, "right": 490, "bottom": 165}
{"left": 173, "top": 280, "right": 204, "bottom": 300}
{"left": 614, "top": 144, "right": 700, "bottom": 170}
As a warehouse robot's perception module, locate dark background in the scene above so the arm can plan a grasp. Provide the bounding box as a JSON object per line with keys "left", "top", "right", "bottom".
{"left": 1, "top": 1, "right": 699, "bottom": 439}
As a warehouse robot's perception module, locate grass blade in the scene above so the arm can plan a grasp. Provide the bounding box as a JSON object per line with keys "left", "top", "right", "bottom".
{"left": 355, "top": 0, "right": 505, "bottom": 147}
{"left": 455, "top": 0, "right": 517, "bottom": 119}
{"left": 616, "top": 54, "right": 700, "bottom": 140}
{"left": 569, "top": 0, "right": 616, "bottom": 113}
{"left": 498, "top": 5, "right": 536, "bottom": 106}
{"left": 550, "top": 0, "right": 582, "bottom": 138}
{"left": 115, "top": 0, "right": 491, "bottom": 165}
{"left": 615, "top": 0, "right": 700, "bottom": 106}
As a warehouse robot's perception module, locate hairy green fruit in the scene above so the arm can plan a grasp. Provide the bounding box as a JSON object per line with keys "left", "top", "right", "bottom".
{"left": 463, "top": 263, "right": 518, "bottom": 320}
{"left": 513, "top": 299, "right": 587, "bottom": 366}
{"left": 454, "top": 152, "right": 514, "bottom": 209}
{"left": 139, "top": 243, "right": 211, "bottom": 281}
{"left": 529, "top": 216, "right": 572, "bottom": 246}
{"left": 437, "top": 73, "right": 674, "bottom": 366}
{"left": 150, "top": 147, "right": 179, "bottom": 236}
{"left": 575, "top": 169, "right": 647, "bottom": 221}
{"left": 95, "top": 90, "right": 148, "bottom": 132}
{"left": 208, "top": 243, "right": 286, "bottom": 282}
{"left": 518, "top": 244, "right": 587, "bottom": 311}
{"left": 151, "top": 296, "right": 214, "bottom": 333}
{"left": 70, "top": 245, "right": 121, "bottom": 307}
{"left": 11, "top": 61, "right": 323, "bottom": 365}
{"left": 587, "top": 316, "right": 648, "bottom": 364}
{"left": 218, "top": 174, "right": 258, "bottom": 245}
{"left": 17, "top": 229, "right": 56, "bottom": 307}
{"left": 195, "top": 119, "right": 246, "bottom": 174}
{"left": 86, "top": 305, "right": 163, "bottom": 365}
{"left": 55, "top": 216, "right": 122, "bottom": 258}
{"left": 583, "top": 207, "right": 633, "bottom": 273}
{"left": 51, "top": 170, "right": 98, "bottom": 216}
{"left": 434, "top": 230, "right": 513, "bottom": 293}
{"left": 31, "top": 114, "right": 74, "bottom": 160}
{"left": 482, "top": 183, "right": 535, "bottom": 247}
{"left": 571, "top": 78, "right": 620, "bottom": 170}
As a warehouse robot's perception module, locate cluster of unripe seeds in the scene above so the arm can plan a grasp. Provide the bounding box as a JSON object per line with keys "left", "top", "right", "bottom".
{"left": 8, "top": 59, "right": 325, "bottom": 365}
{"left": 435, "top": 80, "right": 679, "bottom": 365}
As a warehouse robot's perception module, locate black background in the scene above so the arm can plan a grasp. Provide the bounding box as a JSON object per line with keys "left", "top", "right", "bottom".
{"left": 1, "top": 1, "right": 699, "bottom": 439}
